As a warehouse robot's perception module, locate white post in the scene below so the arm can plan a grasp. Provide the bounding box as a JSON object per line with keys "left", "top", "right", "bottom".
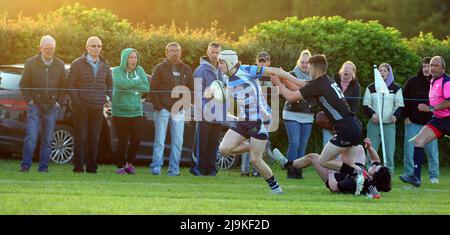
{"left": 373, "top": 65, "right": 388, "bottom": 165}
{"left": 376, "top": 93, "right": 387, "bottom": 165}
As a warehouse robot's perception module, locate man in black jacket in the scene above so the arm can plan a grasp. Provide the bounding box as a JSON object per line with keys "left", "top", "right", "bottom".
{"left": 150, "top": 42, "right": 193, "bottom": 176}
{"left": 67, "top": 36, "right": 112, "bottom": 173}
{"left": 400, "top": 57, "right": 439, "bottom": 185}
{"left": 19, "top": 35, "right": 66, "bottom": 173}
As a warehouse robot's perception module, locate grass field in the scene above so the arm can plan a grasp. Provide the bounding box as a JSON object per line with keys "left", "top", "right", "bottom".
{"left": 0, "top": 159, "right": 449, "bottom": 215}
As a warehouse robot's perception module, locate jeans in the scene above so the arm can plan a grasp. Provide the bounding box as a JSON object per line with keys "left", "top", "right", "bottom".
{"left": 322, "top": 129, "right": 333, "bottom": 148}
{"left": 367, "top": 121, "right": 396, "bottom": 172}
{"left": 113, "top": 116, "right": 143, "bottom": 168}
{"left": 403, "top": 122, "right": 439, "bottom": 178}
{"left": 21, "top": 104, "right": 58, "bottom": 171}
{"left": 150, "top": 109, "right": 184, "bottom": 175}
{"left": 284, "top": 120, "right": 312, "bottom": 161}
{"left": 195, "top": 121, "right": 221, "bottom": 175}
{"left": 73, "top": 105, "right": 104, "bottom": 173}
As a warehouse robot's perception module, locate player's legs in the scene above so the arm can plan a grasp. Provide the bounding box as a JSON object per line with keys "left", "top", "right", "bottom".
{"left": 414, "top": 125, "right": 438, "bottom": 148}
{"left": 293, "top": 153, "right": 329, "bottom": 182}
{"left": 410, "top": 125, "right": 438, "bottom": 183}
{"left": 249, "top": 137, "right": 271, "bottom": 179}
{"left": 218, "top": 129, "right": 249, "bottom": 156}
{"left": 318, "top": 142, "right": 350, "bottom": 171}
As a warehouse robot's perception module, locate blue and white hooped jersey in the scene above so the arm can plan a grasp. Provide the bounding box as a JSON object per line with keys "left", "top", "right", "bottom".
{"left": 224, "top": 65, "right": 272, "bottom": 122}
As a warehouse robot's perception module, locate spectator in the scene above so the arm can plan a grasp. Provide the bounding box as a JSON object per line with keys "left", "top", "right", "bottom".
{"left": 19, "top": 35, "right": 66, "bottom": 173}
{"left": 191, "top": 42, "right": 223, "bottom": 176}
{"left": 363, "top": 63, "right": 404, "bottom": 173}
{"left": 400, "top": 56, "right": 449, "bottom": 187}
{"left": 323, "top": 61, "right": 361, "bottom": 146}
{"left": 283, "top": 50, "right": 313, "bottom": 179}
{"left": 150, "top": 42, "right": 193, "bottom": 176}
{"left": 111, "top": 48, "right": 150, "bottom": 174}
{"left": 67, "top": 36, "right": 112, "bottom": 173}
{"left": 401, "top": 57, "right": 439, "bottom": 184}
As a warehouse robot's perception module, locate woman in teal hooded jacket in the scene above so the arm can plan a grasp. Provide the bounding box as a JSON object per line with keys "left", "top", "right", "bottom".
{"left": 112, "top": 48, "right": 150, "bottom": 174}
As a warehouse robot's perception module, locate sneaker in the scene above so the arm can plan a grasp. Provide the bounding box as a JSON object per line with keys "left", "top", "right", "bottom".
{"left": 366, "top": 185, "right": 381, "bottom": 199}
{"left": 355, "top": 170, "right": 367, "bottom": 195}
{"left": 430, "top": 178, "right": 439, "bottom": 184}
{"left": 73, "top": 168, "right": 84, "bottom": 174}
{"left": 168, "top": 172, "right": 180, "bottom": 176}
{"left": 399, "top": 175, "right": 421, "bottom": 187}
{"left": 272, "top": 148, "right": 288, "bottom": 170}
{"left": 240, "top": 172, "right": 250, "bottom": 177}
{"left": 270, "top": 187, "right": 284, "bottom": 195}
{"left": 252, "top": 172, "right": 260, "bottom": 177}
{"left": 124, "top": 163, "right": 136, "bottom": 174}
{"left": 116, "top": 168, "right": 127, "bottom": 174}
{"left": 189, "top": 167, "right": 201, "bottom": 176}
{"left": 151, "top": 167, "right": 161, "bottom": 175}
{"left": 19, "top": 166, "right": 29, "bottom": 173}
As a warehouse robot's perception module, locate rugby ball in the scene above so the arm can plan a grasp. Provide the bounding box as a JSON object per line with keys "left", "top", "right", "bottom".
{"left": 210, "top": 80, "right": 227, "bottom": 103}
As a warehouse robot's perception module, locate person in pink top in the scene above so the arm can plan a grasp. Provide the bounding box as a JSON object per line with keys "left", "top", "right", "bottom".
{"left": 400, "top": 56, "right": 450, "bottom": 187}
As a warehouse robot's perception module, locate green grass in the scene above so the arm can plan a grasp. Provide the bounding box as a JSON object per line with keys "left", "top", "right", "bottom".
{"left": 0, "top": 159, "right": 449, "bottom": 214}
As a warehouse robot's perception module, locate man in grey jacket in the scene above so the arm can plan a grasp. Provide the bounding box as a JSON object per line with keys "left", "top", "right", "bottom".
{"left": 19, "top": 35, "right": 66, "bottom": 173}
{"left": 191, "top": 42, "right": 224, "bottom": 176}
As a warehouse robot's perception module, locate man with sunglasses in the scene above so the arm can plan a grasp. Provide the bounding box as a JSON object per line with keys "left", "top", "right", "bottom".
{"left": 67, "top": 36, "right": 112, "bottom": 173}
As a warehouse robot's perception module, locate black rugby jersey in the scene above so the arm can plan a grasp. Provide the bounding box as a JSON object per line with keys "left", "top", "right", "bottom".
{"left": 300, "top": 74, "right": 354, "bottom": 123}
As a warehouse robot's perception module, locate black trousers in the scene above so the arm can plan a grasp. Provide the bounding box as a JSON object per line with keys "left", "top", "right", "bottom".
{"left": 196, "top": 121, "right": 222, "bottom": 175}
{"left": 73, "top": 105, "right": 104, "bottom": 173}
{"left": 113, "top": 116, "right": 143, "bottom": 168}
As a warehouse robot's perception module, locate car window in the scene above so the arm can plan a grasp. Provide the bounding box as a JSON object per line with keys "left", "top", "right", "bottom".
{"left": 0, "top": 70, "right": 21, "bottom": 90}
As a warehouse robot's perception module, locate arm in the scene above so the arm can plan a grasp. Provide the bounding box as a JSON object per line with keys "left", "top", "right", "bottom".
{"left": 362, "top": 87, "right": 375, "bottom": 118}
{"left": 113, "top": 72, "right": 147, "bottom": 90}
{"left": 150, "top": 66, "right": 164, "bottom": 111}
{"left": 105, "top": 65, "right": 113, "bottom": 101}
{"left": 186, "top": 67, "right": 194, "bottom": 105}
{"left": 57, "top": 66, "right": 66, "bottom": 105}
{"left": 435, "top": 100, "right": 450, "bottom": 110}
{"left": 392, "top": 88, "right": 404, "bottom": 121}
{"left": 364, "top": 138, "right": 381, "bottom": 163}
{"left": 328, "top": 173, "right": 340, "bottom": 192}
{"left": 419, "top": 100, "right": 450, "bottom": 112}
{"left": 66, "top": 62, "right": 81, "bottom": 104}
{"left": 402, "top": 79, "right": 411, "bottom": 119}
{"left": 349, "top": 83, "right": 361, "bottom": 113}
{"left": 19, "top": 61, "right": 33, "bottom": 103}
{"left": 133, "top": 68, "right": 150, "bottom": 93}
{"left": 264, "top": 67, "right": 306, "bottom": 89}
{"left": 271, "top": 75, "right": 304, "bottom": 102}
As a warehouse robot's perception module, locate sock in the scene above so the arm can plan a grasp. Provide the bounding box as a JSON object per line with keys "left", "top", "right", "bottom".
{"left": 413, "top": 147, "right": 425, "bottom": 181}
{"left": 266, "top": 175, "right": 280, "bottom": 190}
{"left": 285, "top": 161, "right": 293, "bottom": 169}
{"left": 340, "top": 162, "right": 356, "bottom": 175}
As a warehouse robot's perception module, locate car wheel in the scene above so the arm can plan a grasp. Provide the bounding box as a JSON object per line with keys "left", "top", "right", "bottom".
{"left": 215, "top": 137, "right": 239, "bottom": 170}
{"left": 215, "top": 152, "right": 239, "bottom": 170}
{"left": 50, "top": 124, "right": 74, "bottom": 164}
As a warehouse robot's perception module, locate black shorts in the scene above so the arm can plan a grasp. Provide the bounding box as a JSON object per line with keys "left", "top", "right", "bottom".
{"left": 426, "top": 117, "right": 450, "bottom": 138}
{"left": 230, "top": 120, "right": 270, "bottom": 140}
{"left": 330, "top": 116, "right": 362, "bottom": 148}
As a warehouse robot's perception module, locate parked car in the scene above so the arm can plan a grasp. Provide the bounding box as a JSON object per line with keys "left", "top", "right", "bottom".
{"left": 0, "top": 64, "right": 251, "bottom": 170}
